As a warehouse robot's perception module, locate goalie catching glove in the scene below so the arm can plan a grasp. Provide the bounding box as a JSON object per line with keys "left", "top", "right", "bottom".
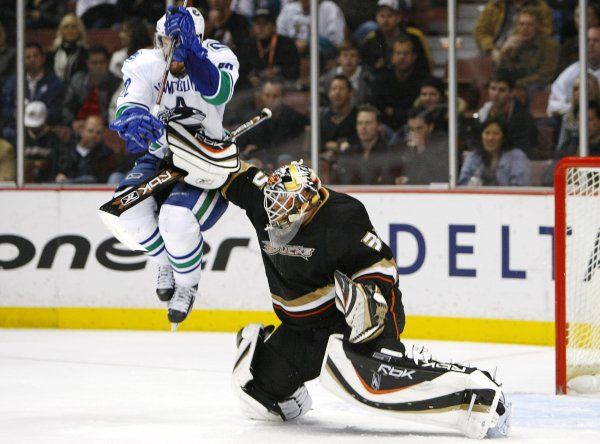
{"left": 334, "top": 270, "right": 388, "bottom": 344}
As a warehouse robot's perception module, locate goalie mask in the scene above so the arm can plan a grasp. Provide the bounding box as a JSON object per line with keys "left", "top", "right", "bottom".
{"left": 263, "top": 161, "right": 321, "bottom": 246}
{"left": 155, "top": 7, "right": 205, "bottom": 54}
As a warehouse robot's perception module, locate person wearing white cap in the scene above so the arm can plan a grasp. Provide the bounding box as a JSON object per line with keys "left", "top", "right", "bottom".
{"left": 1, "top": 42, "right": 64, "bottom": 143}
{"left": 361, "top": 0, "right": 431, "bottom": 75}
{"left": 24, "top": 101, "right": 62, "bottom": 183}
{"left": 276, "top": 0, "right": 346, "bottom": 56}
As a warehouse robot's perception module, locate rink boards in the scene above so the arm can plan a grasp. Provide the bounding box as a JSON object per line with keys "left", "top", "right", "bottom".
{"left": 0, "top": 188, "right": 556, "bottom": 344}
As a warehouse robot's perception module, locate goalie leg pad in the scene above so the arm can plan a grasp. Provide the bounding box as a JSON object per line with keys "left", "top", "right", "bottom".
{"left": 232, "top": 324, "right": 312, "bottom": 421}
{"left": 319, "top": 334, "right": 506, "bottom": 439}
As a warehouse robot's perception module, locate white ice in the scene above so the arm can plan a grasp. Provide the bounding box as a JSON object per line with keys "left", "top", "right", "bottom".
{"left": 1, "top": 329, "right": 599, "bottom": 444}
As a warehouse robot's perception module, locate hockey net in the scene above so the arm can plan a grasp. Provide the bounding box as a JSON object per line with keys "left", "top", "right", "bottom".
{"left": 555, "top": 157, "right": 600, "bottom": 394}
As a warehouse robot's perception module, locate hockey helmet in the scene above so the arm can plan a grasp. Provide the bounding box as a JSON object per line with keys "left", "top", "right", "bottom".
{"left": 155, "top": 7, "right": 205, "bottom": 50}
{"left": 263, "top": 160, "right": 322, "bottom": 232}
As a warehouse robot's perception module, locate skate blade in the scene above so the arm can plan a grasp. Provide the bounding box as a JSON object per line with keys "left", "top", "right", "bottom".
{"left": 171, "top": 323, "right": 180, "bottom": 332}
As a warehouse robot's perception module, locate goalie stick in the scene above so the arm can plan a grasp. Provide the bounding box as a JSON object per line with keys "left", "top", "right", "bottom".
{"left": 98, "top": 108, "right": 272, "bottom": 218}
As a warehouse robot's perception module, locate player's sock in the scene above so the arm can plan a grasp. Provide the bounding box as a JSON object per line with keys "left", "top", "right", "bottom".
{"left": 156, "top": 264, "right": 175, "bottom": 302}
{"left": 168, "top": 284, "right": 197, "bottom": 323}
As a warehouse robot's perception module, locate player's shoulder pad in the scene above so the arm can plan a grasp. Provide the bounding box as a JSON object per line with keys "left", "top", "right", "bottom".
{"left": 122, "top": 48, "right": 163, "bottom": 73}
{"left": 203, "top": 39, "right": 239, "bottom": 70}
{"left": 326, "top": 189, "right": 370, "bottom": 225}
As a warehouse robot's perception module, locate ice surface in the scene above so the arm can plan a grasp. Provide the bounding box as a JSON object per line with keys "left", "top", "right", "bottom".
{"left": 0, "top": 329, "right": 599, "bottom": 444}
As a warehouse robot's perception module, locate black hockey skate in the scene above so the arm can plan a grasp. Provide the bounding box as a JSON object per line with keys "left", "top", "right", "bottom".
{"left": 168, "top": 284, "right": 197, "bottom": 327}
{"left": 156, "top": 265, "right": 175, "bottom": 302}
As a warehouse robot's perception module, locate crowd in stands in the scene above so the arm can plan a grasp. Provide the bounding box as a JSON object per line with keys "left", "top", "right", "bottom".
{"left": 0, "top": 0, "right": 599, "bottom": 187}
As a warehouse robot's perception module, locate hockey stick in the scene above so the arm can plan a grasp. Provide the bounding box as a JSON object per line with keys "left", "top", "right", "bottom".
{"left": 152, "top": 0, "right": 188, "bottom": 116}
{"left": 99, "top": 108, "right": 272, "bottom": 218}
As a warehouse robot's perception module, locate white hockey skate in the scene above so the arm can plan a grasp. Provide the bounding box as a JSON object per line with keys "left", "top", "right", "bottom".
{"left": 156, "top": 265, "right": 175, "bottom": 302}
{"left": 168, "top": 284, "right": 197, "bottom": 329}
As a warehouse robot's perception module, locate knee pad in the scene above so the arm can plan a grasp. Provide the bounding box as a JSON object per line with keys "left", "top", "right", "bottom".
{"left": 232, "top": 324, "right": 312, "bottom": 421}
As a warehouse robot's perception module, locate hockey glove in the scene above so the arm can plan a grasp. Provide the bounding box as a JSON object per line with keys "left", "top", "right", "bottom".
{"left": 334, "top": 270, "right": 388, "bottom": 344}
{"left": 165, "top": 6, "right": 206, "bottom": 56}
{"left": 109, "top": 107, "right": 164, "bottom": 154}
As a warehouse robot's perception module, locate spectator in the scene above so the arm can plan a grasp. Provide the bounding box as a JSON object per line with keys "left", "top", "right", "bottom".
{"left": 1, "top": 42, "right": 64, "bottom": 142}
{"left": 47, "top": 13, "right": 88, "bottom": 84}
{"left": 0, "top": 23, "right": 15, "bottom": 83}
{"left": 412, "top": 76, "right": 448, "bottom": 132}
{"left": 77, "top": 0, "right": 118, "bottom": 29}
{"left": 227, "top": 0, "right": 285, "bottom": 19}
{"left": 114, "top": 0, "right": 165, "bottom": 23}
{"left": 392, "top": 106, "right": 449, "bottom": 185}
{"left": 55, "top": 115, "right": 117, "bottom": 184}
{"left": 333, "top": 104, "right": 392, "bottom": 184}
{"left": 556, "top": 100, "right": 600, "bottom": 158}
{"left": 371, "top": 36, "right": 422, "bottom": 130}
{"left": 237, "top": 7, "right": 300, "bottom": 90}
{"left": 319, "top": 41, "right": 374, "bottom": 106}
{"left": 320, "top": 74, "right": 358, "bottom": 157}
{"left": 237, "top": 78, "right": 309, "bottom": 168}
{"left": 277, "top": 0, "right": 346, "bottom": 57}
{"left": 542, "top": 100, "right": 600, "bottom": 186}
{"left": 361, "top": 0, "right": 431, "bottom": 74}
{"left": 557, "top": 2, "right": 600, "bottom": 75}
{"left": 205, "top": 0, "right": 250, "bottom": 54}
{"left": 109, "top": 18, "right": 152, "bottom": 78}
{"left": 26, "top": 0, "right": 68, "bottom": 29}
{"left": 62, "top": 45, "right": 121, "bottom": 129}
{"left": 477, "top": 70, "right": 537, "bottom": 155}
{"left": 548, "top": 26, "right": 600, "bottom": 116}
{"left": 335, "top": 0, "right": 379, "bottom": 38}
{"left": 0, "top": 136, "right": 14, "bottom": 182}
{"left": 496, "top": 6, "right": 559, "bottom": 90}
{"left": 474, "top": 0, "right": 554, "bottom": 56}
{"left": 557, "top": 74, "right": 600, "bottom": 149}
{"left": 23, "top": 102, "right": 61, "bottom": 183}
{"left": 459, "top": 118, "right": 531, "bottom": 186}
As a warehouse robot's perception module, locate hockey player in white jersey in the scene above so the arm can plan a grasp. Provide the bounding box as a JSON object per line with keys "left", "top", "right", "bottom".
{"left": 108, "top": 6, "right": 239, "bottom": 325}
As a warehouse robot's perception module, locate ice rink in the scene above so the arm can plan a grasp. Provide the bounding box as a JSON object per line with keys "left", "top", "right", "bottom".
{"left": 1, "top": 329, "right": 599, "bottom": 444}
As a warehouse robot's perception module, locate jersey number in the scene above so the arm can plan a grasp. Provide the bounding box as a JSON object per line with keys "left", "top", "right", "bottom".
{"left": 361, "top": 232, "right": 383, "bottom": 252}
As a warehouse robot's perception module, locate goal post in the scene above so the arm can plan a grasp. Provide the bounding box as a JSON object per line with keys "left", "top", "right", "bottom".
{"left": 554, "top": 156, "right": 600, "bottom": 394}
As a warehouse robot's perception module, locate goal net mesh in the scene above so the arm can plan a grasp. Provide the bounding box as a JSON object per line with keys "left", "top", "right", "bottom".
{"left": 565, "top": 166, "right": 600, "bottom": 382}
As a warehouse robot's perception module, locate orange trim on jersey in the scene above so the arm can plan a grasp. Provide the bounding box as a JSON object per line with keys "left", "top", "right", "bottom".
{"left": 354, "top": 366, "right": 412, "bottom": 394}
{"left": 355, "top": 273, "right": 396, "bottom": 285}
{"left": 273, "top": 300, "right": 336, "bottom": 318}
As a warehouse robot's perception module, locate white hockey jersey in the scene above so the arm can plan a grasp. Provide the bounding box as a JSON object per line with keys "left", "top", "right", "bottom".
{"left": 115, "top": 39, "right": 239, "bottom": 158}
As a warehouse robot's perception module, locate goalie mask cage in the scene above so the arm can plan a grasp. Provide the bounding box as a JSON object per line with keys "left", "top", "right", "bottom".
{"left": 555, "top": 157, "right": 600, "bottom": 394}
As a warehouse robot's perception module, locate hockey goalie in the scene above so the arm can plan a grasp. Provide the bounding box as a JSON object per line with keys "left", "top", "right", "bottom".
{"left": 159, "top": 117, "right": 512, "bottom": 439}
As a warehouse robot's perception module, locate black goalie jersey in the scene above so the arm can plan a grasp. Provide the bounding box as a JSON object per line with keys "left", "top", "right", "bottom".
{"left": 222, "top": 163, "right": 405, "bottom": 335}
